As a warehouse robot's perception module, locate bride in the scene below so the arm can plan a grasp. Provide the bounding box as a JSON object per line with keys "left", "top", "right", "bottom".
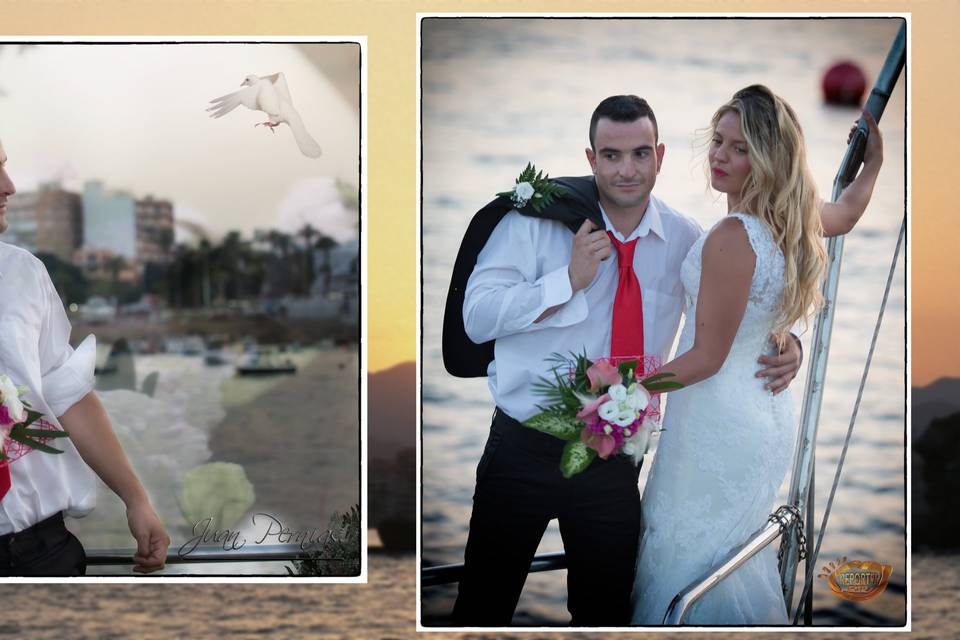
{"left": 630, "top": 85, "right": 883, "bottom": 625}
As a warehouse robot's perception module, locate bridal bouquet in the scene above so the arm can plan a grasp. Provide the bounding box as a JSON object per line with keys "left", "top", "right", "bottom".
{"left": 0, "top": 374, "right": 70, "bottom": 460}
{"left": 524, "top": 353, "right": 681, "bottom": 478}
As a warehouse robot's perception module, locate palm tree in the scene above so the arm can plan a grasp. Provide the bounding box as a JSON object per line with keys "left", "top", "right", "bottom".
{"left": 105, "top": 255, "right": 127, "bottom": 299}
{"left": 264, "top": 230, "right": 295, "bottom": 298}
{"left": 213, "top": 231, "right": 244, "bottom": 302}
{"left": 314, "top": 234, "right": 339, "bottom": 296}
{"left": 198, "top": 239, "right": 212, "bottom": 308}
{"left": 297, "top": 224, "right": 320, "bottom": 294}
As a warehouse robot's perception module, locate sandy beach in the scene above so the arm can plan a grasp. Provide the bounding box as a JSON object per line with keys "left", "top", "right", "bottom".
{"left": 208, "top": 347, "right": 360, "bottom": 535}
{"left": 0, "top": 552, "right": 949, "bottom": 637}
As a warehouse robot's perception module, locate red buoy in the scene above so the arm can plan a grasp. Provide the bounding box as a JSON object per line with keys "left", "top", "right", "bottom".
{"left": 822, "top": 61, "right": 867, "bottom": 107}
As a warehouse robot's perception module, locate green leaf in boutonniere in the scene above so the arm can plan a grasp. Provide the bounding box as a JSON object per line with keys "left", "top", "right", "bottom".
{"left": 496, "top": 162, "right": 569, "bottom": 213}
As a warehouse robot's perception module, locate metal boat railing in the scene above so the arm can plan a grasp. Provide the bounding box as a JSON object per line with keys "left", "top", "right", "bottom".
{"left": 662, "top": 506, "right": 799, "bottom": 624}
{"left": 85, "top": 544, "right": 320, "bottom": 567}
{"left": 778, "top": 21, "right": 906, "bottom": 620}
{"left": 422, "top": 551, "right": 566, "bottom": 588}
{"left": 420, "top": 507, "right": 798, "bottom": 625}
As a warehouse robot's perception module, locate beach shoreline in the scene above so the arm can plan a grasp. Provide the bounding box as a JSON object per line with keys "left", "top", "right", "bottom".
{"left": 208, "top": 347, "right": 360, "bottom": 535}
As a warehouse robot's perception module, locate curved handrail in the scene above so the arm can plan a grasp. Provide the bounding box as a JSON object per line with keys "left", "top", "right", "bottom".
{"left": 662, "top": 507, "right": 798, "bottom": 624}
{"left": 419, "top": 507, "right": 798, "bottom": 627}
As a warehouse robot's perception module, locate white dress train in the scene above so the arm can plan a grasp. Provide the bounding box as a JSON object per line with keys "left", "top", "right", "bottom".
{"left": 631, "top": 213, "right": 796, "bottom": 625}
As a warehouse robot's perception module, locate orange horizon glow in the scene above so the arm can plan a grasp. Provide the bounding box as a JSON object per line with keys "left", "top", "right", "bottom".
{"left": 909, "top": 2, "right": 960, "bottom": 388}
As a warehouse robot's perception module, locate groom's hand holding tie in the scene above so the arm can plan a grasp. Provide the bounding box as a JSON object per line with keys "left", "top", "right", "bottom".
{"left": 536, "top": 219, "right": 611, "bottom": 324}
{"left": 568, "top": 219, "right": 612, "bottom": 292}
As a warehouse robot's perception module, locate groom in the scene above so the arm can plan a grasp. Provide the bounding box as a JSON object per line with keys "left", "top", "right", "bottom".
{"left": 0, "top": 139, "right": 169, "bottom": 575}
{"left": 445, "top": 95, "right": 802, "bottom": 626}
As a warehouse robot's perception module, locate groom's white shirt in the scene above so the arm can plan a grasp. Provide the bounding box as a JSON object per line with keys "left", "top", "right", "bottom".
{"left": 0, "top": 242, "right": 96, "bottom": 534}
{"left": 464, "top": 194, "right": 702, "bottom": 422}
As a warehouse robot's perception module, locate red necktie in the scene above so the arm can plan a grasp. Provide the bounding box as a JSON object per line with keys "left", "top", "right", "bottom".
{"left": 608, "top": 232, "right": 644, "bottom": 364}
{"left": 0, "top": 462, "right": 9, "bottom": 502}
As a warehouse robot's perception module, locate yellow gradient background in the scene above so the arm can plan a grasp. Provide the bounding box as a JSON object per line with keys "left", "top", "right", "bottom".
{"left": 1, "top": 1, "right": 952, "bottom": 384}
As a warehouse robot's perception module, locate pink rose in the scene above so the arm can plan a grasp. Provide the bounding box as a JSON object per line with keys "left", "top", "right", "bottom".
{"left": 579, "top": 411, "right": 601, "bottom": 429}
{"left": 586, "top": 358, "right": 621, "bottom": 392}
{"left": 0, "top": 405, "right": 11, "bottom": 426}
{"left": 576, "top": 392, "right": 610, "bottom": 422}
{"left": 581, "top": 428, "right": 617, "bottom": 459}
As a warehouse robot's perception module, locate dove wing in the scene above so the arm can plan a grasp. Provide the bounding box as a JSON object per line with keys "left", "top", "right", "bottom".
{"left": 280, "top": 102, "right": 322, "bottom": 158}
{"left": 264, "top": 72, "right": 294, "bottom": 105}
{"left": 206, "top": 85, "right": 260, "bottom": 118}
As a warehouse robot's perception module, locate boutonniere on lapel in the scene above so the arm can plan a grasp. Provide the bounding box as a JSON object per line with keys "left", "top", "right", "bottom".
{"left": 496, "top": 163, "right": 569, "bottom": 213}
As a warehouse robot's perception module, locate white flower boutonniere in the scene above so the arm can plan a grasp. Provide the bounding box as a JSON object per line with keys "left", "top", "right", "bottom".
{"left": 496, "top": 163, "right": 569, "bottom": 213}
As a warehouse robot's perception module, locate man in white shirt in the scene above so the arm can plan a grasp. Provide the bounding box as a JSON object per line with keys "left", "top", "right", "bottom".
{"left": 451, "top": 96, "right": 802, "bottom": 625}
{"left": 0, "top": 140, "right": 169, "bottom": 575}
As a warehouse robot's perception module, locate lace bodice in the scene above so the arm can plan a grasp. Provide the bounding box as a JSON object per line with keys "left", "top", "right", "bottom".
{"left": 677, "top": 212, "right": 786, "bottom": 360}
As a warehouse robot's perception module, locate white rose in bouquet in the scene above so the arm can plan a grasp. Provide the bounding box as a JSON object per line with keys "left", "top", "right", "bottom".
{"left": 0, "top": 374, "right": 25, "bottom": 425}
{"left": 626, "top": 383, "right": 650, "bottom": 412}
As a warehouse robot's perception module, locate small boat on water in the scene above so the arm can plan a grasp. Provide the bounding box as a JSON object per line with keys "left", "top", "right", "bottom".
{"left": 236, "top": 351, "right": 297, "bottom": 376}
{"left": 203, "top": 350, "right": 231, "bottom": 366}
{"left": 180, "top": 336, "right": 206, "bottom": 356}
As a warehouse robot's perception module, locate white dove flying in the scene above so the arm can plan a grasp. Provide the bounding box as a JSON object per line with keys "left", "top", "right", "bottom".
{"left": 207, "top": 73, "right": 322, "bottom": 158}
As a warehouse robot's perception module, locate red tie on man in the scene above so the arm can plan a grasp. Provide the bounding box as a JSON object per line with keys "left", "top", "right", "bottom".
{"left": 608, "top": 232, "right": 644, "bottom": 365}
{"left": 0, "top": 463, "right": 9, "bottom": 502}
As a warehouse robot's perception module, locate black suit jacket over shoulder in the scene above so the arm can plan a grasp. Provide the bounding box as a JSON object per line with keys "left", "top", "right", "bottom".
{"left": 441, "top": 176, "right": 604, "bottom": 378}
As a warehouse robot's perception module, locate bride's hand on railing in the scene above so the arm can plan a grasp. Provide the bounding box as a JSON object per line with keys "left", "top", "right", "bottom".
{"left": 821, "top": 110, "right": 884, "bottom": 237}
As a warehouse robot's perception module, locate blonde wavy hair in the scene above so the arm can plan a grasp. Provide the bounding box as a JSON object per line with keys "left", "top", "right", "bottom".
{"left": 709, "top": 85, "right": 827, "bottom": 345}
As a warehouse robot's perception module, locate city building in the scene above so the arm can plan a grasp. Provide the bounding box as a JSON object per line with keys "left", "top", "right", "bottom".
{"left": 4, "top": 183, "right": 82, "bottom": 261}
{"left": 5, "top": 180, "right": 175, "bottom": 282}
{"left": 136, "top": 195, "right": 175, "bottom": 264}
{"left": 83, "top": 181, "right": 137, "bottom": 260}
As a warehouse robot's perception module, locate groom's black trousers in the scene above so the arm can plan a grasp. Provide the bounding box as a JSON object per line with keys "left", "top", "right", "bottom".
{"left": 452, "top": 408, "right": 642, "bottom": 626}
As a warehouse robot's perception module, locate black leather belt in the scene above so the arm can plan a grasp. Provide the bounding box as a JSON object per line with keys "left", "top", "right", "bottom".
{"left": 0, "top": 512, "right": 65, "bottom": 548}
{"left": 493, "top": 407, "right": 568, "bottom": 457}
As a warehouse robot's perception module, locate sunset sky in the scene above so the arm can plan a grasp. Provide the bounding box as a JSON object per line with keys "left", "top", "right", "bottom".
{"left": 3, "top": 0, "right": 957, "bottom": 384}
{"left": 905, "top": 4, "right": 959, "bottom": 386}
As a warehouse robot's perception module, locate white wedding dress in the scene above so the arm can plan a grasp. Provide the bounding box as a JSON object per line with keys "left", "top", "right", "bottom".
{"left": 631, "top": 213, "right": 796, "bottom": 625}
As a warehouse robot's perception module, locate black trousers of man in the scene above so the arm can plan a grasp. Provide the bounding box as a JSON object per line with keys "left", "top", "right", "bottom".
{"left": 452, "top": 409, "right": 642, "bottom": 626}
{"left": 0, "top": 512, "right": 87, "bottom": 576}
